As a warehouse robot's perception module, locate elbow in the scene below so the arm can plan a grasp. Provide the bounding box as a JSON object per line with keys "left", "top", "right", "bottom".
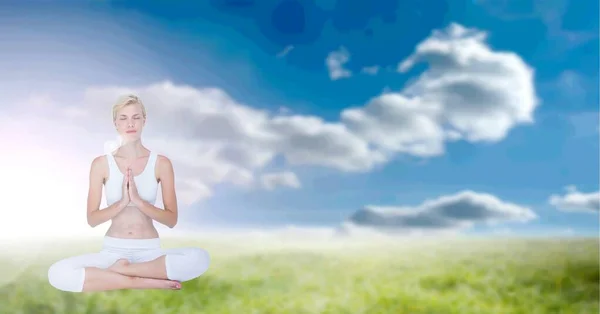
{"left": 87, "top": 209, "right": 102, "bottom": 228}
{"left": 87, "top": 214, "right": 98, "bottom": 228}
{"left": 167, "top": 210, "right": 178, "bottom": 228}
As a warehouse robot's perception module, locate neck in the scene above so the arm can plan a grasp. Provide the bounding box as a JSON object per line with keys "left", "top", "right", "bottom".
{"left": 117, "top": 139, "right": 146, "bottom": 158}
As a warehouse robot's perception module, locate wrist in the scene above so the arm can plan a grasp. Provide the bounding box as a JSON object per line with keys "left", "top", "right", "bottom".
{"left": 132, "top": 197, "right": 144, "bottom": 207}
{"left": 118, "top": 200, "right": 128, "bottom": 209}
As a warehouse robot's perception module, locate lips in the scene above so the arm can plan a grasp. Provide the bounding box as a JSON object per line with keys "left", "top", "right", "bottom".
{"left": 126, "top": 130, "right": 136, "bottom": 134}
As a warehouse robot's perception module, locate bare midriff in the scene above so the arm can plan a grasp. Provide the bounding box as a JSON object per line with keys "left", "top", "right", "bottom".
{"left": 106, "top": 205, "right": 159, "bottom": 239}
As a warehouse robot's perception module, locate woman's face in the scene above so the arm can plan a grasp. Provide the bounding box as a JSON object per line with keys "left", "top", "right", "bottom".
{"left": 114, "top": 104, "right": 145, "bottom": 141}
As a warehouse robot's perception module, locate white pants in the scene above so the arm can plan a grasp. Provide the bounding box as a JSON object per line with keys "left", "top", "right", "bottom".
{"left": 47, "top": 236, "right": 210, "bottom": 292}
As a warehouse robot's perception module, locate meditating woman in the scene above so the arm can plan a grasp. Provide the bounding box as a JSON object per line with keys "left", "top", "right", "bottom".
{"left": 47, "top": 94, "right": 210, "bottom": 292}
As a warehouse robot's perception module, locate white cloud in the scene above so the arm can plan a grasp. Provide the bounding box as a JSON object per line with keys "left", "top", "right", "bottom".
{"left": 342, "top": 93, "right": 445, "bottom": 157}
{"left": 344, "top": 190, "right": 537, "bottom": 234}
{"left": 343, "top": 23, "right": 538, "bottom": 157}
{"left": 549, "top": 185, "right": 600, "bottom": 213}
{"left": 177, "top": 179, "right": 214, "bottom": 205}
{"left": 267, "top": 115, "right": 386, "bottom": 171}
{"left": 2, "top": 23, "right": 540, "bottom": 210}
{"left": 361, "top": 65, "right": 380, "bottom": 75}
{"left": 32, "top": 81, "right": 387, "bottom": 205}
{"left": 261, "top": 171, "right": 301, "bottom": 190}
{"left": 326, "top": 46, "right": 352, "bottom": 80}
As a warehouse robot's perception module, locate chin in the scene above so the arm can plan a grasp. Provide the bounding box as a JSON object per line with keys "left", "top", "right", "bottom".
{"left": 122, "top": 133, "right": 141, "bottom": 141}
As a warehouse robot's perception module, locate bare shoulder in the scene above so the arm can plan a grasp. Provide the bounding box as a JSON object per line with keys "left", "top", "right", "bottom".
{"left": 157, "top": 154, "right": 173, "bottom": 169}
{"left": 91, "top": 155, "right": 108, "bottom": 169}
{"left": 156, "top": 154, "right": 174, "bottom": 178}
{"left": 90, "top": 155, "right": 108, "bottom": 181}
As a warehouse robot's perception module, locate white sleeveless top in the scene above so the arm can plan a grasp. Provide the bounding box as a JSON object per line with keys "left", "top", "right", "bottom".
{"left": 104, "top": 151, "right": 159, "bottom": 206}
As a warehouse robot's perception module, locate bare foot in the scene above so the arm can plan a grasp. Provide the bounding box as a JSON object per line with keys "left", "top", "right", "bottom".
{"left": 133, "top": 277, "right": 182, "bottom": 290}
{"left": 108, "top": 258, "right": 130, "bottom": 274}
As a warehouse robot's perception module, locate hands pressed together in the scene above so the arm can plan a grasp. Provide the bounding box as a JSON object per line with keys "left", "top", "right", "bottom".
{"left": 120, "top": 168, "right": 143, "bottom": 207}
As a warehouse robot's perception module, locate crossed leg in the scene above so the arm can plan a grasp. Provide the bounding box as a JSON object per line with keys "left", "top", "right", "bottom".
{"left": 108, "top": 256, "right": 168, "bottom": 279}
{"left": 108, "top": 247, "right": 210, "bottom": 283}
{"left": 47, "top": 251, "right": 181, "bottom": 292}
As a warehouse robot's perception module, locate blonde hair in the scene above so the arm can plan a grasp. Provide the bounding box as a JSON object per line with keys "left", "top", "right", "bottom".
{"left": 112, "top": 94, "right": 147, "bottom": 121}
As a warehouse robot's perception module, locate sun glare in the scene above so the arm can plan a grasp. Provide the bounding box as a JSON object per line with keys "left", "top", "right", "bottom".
{"left": 0, "top": 142, "right": 94, "bottom": 241}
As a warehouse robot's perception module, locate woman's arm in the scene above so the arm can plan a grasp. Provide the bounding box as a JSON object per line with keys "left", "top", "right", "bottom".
{"left": 86, "top": 156, "right": 127, "bottom": 227}
{"left": 132, "top": 155, "right": 178, "bottom": 228}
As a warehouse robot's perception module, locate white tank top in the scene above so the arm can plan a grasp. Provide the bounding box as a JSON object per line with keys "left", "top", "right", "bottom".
{"left": 104, "top": 151, "right": 159, "bottom": 206}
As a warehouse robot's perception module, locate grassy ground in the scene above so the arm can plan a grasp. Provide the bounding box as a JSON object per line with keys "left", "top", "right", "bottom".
{"left": 0, "top": 236, "right": 598, "bottom": 314}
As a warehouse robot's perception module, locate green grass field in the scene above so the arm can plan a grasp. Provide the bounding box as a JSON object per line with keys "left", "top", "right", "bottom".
{"left": 0, "top": 236, "right": 598, "bottom": 314}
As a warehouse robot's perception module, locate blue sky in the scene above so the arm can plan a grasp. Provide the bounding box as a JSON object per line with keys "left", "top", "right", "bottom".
{"left": 1, "top": 0, "right": 598, "bottom": 237}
